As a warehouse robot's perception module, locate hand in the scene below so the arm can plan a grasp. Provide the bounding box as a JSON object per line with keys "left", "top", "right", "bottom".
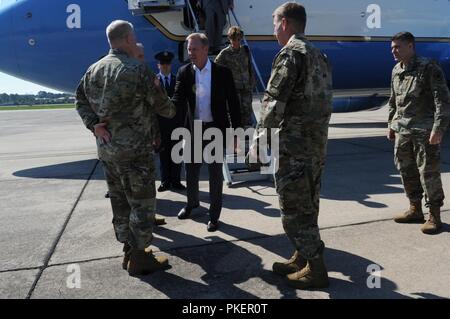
{"left": 94, "top": 122, "right": 111, "bottom": 144}
{"left": 245, "top": 141, "right": 263, "bottom": 172}
{"left": 154, "top": 77, "right": 161, "bottom": 88}
{"left": 153, "top": 137, "right": 161, "bottom": 150}
{"left": 246, "top": 141, "right": 259, "bottom": 163}
{"left": 429, "top": 132, "right": 443, "bottom": 145}
{"left": 387, "top": 129, "right": 395, "bottom": 142}
{"left": 234, "top": 136, "right": 242, "bottom": 154}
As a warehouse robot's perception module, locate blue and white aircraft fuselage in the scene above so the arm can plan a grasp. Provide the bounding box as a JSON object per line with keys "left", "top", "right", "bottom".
{"left": 0, "top": 0, "right": 449, "bottom": 112}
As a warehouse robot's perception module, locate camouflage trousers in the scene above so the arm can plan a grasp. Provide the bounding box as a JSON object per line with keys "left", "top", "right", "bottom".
{"left": 275, "top": 154, "right": 326, "bottom": 260}
{"left": 394, "top": 132, "right": 444, "bottom": 207}
{"left": 237, "top": 89, "right": 253, "bottom": 127}
{"left": 101, "top": 156, "right": 156, "bottom": 250}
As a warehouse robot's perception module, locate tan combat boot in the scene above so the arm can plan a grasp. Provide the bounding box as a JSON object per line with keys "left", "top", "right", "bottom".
{"left": 127, "top": 248, "right": 169, "bottom": 276}
{"left": 286, "top": 255, "right": 329, "bottom": 290}
{"left": 154, "top": 215, "right": 166, "bottom": 226}
{"left": 394, "top": 201, "right": 424, "bottom": 223}
{"left": 272, "top": 251, "right": 307, "bottom": 276}
{"left": 122, "top": 243, "right": 132, "bottom": 270}
{"left": 421, "top": 206, "right": 442, "bottom": 234}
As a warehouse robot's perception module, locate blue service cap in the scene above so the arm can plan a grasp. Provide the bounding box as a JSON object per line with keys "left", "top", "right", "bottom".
{"left": 154, "top": 51, "right": 174, "bottom": 64}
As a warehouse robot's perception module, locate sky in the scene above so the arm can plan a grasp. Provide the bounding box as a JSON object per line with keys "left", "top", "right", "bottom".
{"left": 0, "top": 72, "right": 62, "bottom": 94}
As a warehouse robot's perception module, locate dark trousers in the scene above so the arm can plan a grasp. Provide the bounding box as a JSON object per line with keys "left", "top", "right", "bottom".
{"left": 159, "top": 134, "right": 182, "bottom": 185}
{"left": 204, "top": 3, "right": 226, "bottom": 51}
{"left": 158, "top": 114, "right": 182, "bottom": 185}
{"left": 185, "top": 123, "right": 224, "bottom": 223}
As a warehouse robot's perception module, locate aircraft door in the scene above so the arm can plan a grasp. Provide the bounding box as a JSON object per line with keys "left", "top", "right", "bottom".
{"left": 128, "top": 0, "right": 185, "bottom": 15}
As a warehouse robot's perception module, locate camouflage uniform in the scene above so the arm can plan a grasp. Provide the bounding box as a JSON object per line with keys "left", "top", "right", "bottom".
{"left": 388, "top": 56, "right": 450, "bottom": 208}
{"left": 258, "top": 34, "right": 332, "bottom": 260}
{"left": 215, "top": 45, "right": 255, "bottom": 127}
{"left": 76, "top": 49, "right": 176, "bottom": 250}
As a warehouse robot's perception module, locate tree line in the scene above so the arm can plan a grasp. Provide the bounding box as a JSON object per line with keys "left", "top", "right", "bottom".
{"left": 0, "top": 91, "right": 75, "bottom": 106}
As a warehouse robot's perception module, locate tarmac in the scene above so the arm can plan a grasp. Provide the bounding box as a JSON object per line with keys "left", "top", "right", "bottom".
{"left": 0, "top": 103, "right": 449, "bottom": 299}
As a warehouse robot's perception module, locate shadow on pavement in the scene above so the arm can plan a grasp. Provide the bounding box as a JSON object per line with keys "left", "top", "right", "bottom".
{"left": 135, "top": 228, "right": 447, "bottom": 299}
{"left": 12, "top": 135, "right": 450, "bottom": 211}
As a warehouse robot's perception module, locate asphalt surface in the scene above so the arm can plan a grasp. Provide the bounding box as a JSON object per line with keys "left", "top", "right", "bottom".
{"left": 0, "top": 105, "right": 449, "bottom": 299}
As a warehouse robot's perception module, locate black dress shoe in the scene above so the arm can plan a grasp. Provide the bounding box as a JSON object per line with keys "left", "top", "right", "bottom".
{"left": 157, "top": 182, "right": 171, "bottom": 192}
{"left": 172, "top": 182, "right": 186, "bottom": 190}
{"left": 207, "top": 221, "right": 219, "bottom": 232}
{"left": 177, "top": 205, "right": 199, "bottom": 220}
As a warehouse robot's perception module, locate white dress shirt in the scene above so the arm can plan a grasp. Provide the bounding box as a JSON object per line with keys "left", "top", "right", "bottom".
{"left": 193, "top": 59, "right": 213, "bottom": 122}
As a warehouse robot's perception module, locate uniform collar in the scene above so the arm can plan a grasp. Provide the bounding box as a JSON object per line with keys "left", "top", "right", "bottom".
{"left": 287, "top": 33, "right": 307, "bottom": 45}
{"left": 401, "top": 55, "right": 419, "bottom": 72}
{"left": 109, "top": 48, "right": 129, "bottom": 57}
{"left": 230, "top": 45, "right": 241, "bottom": 52}
{"left": 159, "top": 72, "right": 171, "bottom": 80}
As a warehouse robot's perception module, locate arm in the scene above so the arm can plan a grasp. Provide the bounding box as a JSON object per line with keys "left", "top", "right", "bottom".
{"left": 242, "top": 45, "right": 256, "bottom": 89}
{"left": 75, "top": 75, "right": 99, "bottom": 133}
{"left": 150, "top": 113, "right": 161, "bottom": 150}
{"left": 75, "top": 76, "right": 111, "bottom": 143}
{"left": 143, "top": 66, "right": 176, "bottom": 119}
{"left": 429, "top": 62, "right": 450, "bottom": 137}
{"left": 171, "top": 67, "right": 188, "bottom": 127}
{"left": 259, "top": 50, "right": 299, "bottom": 129}
{"left": 250, "top": 63, "right": 256, "bottom": 90}
{"left": 387, "top": 71, "right": 397, "bottom": 141}
{"left": 249, "top": 53, "right": 256, "bottom": 89}
{"left": 224, "top": 67, "right": 241, "bottom": 128}
{"left": 214, "top": 50, "right": 226, "bottom": 67}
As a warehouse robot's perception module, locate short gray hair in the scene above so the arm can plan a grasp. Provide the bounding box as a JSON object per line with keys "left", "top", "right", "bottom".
{"left": 186, "top": 33, "right": 209, "bottom": 47}
{"left": 106, "top": 20, "right": 134, "bottom": 44}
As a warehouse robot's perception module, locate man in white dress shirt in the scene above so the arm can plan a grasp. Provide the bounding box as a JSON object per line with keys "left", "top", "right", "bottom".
{"left": 172, "top": 33, "right": 240, "bottom": 231}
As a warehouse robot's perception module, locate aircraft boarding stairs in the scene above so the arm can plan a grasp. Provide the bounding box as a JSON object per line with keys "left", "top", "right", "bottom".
{"left": 128, "top": 0, "right": 185, "bottom": 14}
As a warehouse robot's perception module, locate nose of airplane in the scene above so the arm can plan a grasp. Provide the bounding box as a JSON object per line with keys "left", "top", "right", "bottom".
{"left": 0, "top": 3, "right": 19, "bottom": 77}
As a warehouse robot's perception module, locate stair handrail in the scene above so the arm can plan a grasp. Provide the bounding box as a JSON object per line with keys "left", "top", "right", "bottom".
{"left": 185, "top": 0, "right": 200, "bottom": 32}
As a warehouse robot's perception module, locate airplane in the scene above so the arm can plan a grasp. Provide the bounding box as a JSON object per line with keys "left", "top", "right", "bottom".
{"left": 0, "top": 0, "right": 449, "bottom": 112}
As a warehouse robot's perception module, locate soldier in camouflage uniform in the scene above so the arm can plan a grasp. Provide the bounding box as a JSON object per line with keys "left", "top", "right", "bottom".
{"left": 134, "top": 43, "right": 168, "bottom": 227}
{"left": 215, "top": 26, "right": 255, "bottom": 127}
{"left": 75, "top": 20, "right": 176, "bottom": 276}
{"left": 254, "top": 2, "right": 332, "bottom": 289}
{"left": 388, "top": 32, "right": 450, "bottom": 234}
